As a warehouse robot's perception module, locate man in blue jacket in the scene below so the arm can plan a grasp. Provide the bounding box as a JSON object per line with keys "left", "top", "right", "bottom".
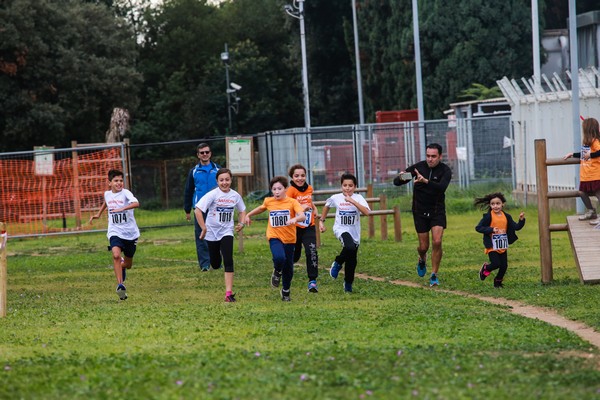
{"left": 184, "top": 143, "right": 219, "bottom": 271}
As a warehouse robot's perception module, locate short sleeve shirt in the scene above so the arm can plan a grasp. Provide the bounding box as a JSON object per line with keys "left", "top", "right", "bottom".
{"left": 286, "top": 184, "right": 315, "bottom": 228}
{"left": 261, "top": 197, "right": 305, "bottom": 244}
{"left": 196, "top": 188, "right": 246, "bottom": 241}
{"left": 325, "top": 193, "right": 370, "bottom": 244}
{"left": 105, "top": 189, "right": 140, "bottom": 240}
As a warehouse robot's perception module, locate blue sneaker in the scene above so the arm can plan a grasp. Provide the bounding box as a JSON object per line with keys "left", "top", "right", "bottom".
{"left": 330, "top": 261, "right": 342, "bottom": 279}
{"left": 429, "top": 274, "right": 439, "bottom": 287}
{"left": 308, "top": 280, "right": 318, "bottom": 293}
{"left": 417, "top": 258, "right": 427, "bottom": 277}
{"left": 116, "top": 283, "right": 127, "bottom": 300}
{"left": 344, "top": 281, "right": 352, "bottom": 293}
{"left": 200, "top": 265, "right": 210, "bottom": 272}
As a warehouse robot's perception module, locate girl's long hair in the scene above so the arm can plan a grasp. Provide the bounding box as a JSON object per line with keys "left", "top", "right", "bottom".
{"left": 474, "top": 192, "right": 506, "bottom": 212}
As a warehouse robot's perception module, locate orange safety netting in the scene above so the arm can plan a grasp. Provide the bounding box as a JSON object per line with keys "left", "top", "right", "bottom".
{"left": 0, "top": 148, "right": 123, "bottom": 236}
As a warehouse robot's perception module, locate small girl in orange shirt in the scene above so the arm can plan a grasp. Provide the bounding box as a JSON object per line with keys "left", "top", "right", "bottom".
{"left": 245, "top": 176, "right": 306, "bottom": 301}
{"left": 475, "top": 192, "right": 525, "bottom": 288}
{"left": 564, "top": 117, "right": 600, "bottom": 222}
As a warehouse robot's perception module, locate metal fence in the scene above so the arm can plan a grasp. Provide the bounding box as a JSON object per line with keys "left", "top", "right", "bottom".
{"left": 1, "top": 115, "right": 512, "bottom": 236}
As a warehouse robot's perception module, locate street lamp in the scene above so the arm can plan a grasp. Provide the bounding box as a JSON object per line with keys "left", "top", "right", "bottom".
{"left": 220, "top": 44, "right": 233, "bottom": 134}
{"left": 284, "top": 0, "right": 311, "bottom": 129}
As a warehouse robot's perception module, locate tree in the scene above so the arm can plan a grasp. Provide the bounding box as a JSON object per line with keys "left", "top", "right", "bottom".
{"left": 0, "top": 0, "right": 141, "bottom": 151}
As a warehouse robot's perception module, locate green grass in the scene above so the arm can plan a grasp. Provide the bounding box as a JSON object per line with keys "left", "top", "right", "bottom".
{"left": 2, "top": 199, "right": 600, "bottom": 399}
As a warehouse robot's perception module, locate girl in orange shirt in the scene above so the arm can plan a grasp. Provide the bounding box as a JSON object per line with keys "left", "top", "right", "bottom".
{"left": 564, "top": 117, "right": 600, "bottom": 222}
{"left": 475, "top": 192, "right": 525, "bottom": 288}
{"left": 245, "top": 176, "right": 306, "bottom": 301}
{"left": 287, "top": 164, "right": 320, "bottom": 293}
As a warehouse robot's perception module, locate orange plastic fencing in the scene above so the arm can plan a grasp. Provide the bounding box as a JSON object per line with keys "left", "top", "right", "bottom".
{"left": 0, "top": 147, "right": 124, "bottom": 236}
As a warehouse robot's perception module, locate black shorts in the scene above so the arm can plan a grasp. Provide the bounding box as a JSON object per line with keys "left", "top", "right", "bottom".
{"left": 108, "top": 236, "right": 138, "bottom": 258}
{"left": 413, "top": 211, "right": 446, "bottom": 233}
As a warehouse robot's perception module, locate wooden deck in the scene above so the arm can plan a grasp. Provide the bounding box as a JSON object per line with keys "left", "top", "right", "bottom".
{"left": 567, "top": 216, "right": 600, "bottom": 284}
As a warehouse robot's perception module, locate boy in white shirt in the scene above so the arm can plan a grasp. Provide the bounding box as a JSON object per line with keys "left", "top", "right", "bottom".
{"left": 90, "top": 169, "right": 140, "bottom": 300}
{"left": 319, "top": 173, "right": 370, "bottom": 293}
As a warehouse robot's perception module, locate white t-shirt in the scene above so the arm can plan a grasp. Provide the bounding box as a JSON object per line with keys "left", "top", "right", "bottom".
{"left": 104, "top": 188, "right": 140, "bottom": 240}
{"left": 196, "top": 188, "right": 246, "bottom": 241}
{"left": 325, "top": 193, "right": 370, "bottom": 244}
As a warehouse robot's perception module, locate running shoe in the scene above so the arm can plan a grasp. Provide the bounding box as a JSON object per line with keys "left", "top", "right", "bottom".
{"left": 116, "top": 283, "right": 128, "bottom": 300}
{"left": 200, "top": 265, "right": 210, "bottom": 272}
{"left": 479, "top": 262, "right": 490, "bottom": 281}
{"left": 494, "top": 279, "right": 504, "bottom": 288}
{"left": 344, "top": 281, "right": 353, "bottom": 293}
{"left": 308, "top": 280, "right": 318, "bottom": 293}
{"left": 225, "top": 293, "right": 236, "bottom": 302}
{"left": 417, "top": 258, "right": 427, "bottom": 277}
{"left": 429, "top": 274, "right": 439, "bottom": 287}
{"left": 330, "top": 261, "right": 342, "bottom": 279}
{"left": 271, "top": 269, "right": 282, "bottom": 288}
{"left": 281, "top": 289, "right": 291, "bottom": 301}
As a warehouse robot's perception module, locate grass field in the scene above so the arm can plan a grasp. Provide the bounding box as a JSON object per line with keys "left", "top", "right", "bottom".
{"left": 2, "top": 197, "right": 600, "bottom": 399}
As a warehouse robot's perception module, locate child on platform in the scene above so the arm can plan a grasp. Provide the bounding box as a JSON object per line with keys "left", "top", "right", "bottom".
{"left": 563, "top": 117, "right": 600, "bottom": 222}
{"left": 195, "top": 168, "right": 246, "bottom": 302}
{"left": 319, "top": 173, "right": 371, "bottom": 293}
{"left": 475, "top": 192, "right": 525, "bottom": 288}
{"left": 244, "top": 176, "right": 306, "bottom": 301}
{"left": 287, "top": 164, "right": 320, "bottom": 293}
{"left": 90, "top": 169, "right": 140, "bottom": 300}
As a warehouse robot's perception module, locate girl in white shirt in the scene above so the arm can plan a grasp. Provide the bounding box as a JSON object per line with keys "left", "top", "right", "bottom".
{"left": 195, "top": 168, "right": 247, "bottom": 302}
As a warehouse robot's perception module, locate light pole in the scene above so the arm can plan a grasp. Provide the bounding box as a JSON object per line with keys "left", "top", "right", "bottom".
{"left": 220, "top": 44, "right": 233, "bottom": 134}
{"left": 351, "top": 0, "right": 364, "bottom": 125}
{"left": 411, "top": 0, "right": 426, "bottom": 160}
{"left": 285, "top": 0, "right": 311, "bottom": 129}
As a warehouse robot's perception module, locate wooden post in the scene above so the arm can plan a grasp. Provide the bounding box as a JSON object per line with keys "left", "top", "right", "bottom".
{"left": 0, "top": 222, "right": 7, "bottom": 318}
{"left": 535, "top": 139, "right": 553, "bottom": 283}
{"left": 71, "top": 141, "right": 82, "bottom": 229}
{"left": 380, "top": 193, "right": 388, "bottom": 240}
{"left": 393, "top": 206, "right": 402, "bottom": 241}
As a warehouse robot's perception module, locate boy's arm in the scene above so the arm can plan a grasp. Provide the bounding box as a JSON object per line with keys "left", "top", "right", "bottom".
{"left": 346, "top": 196, "right": 371, "bottom": 216}
{"left": 244, "top": 205, "right": 266, "bottom": 226}
{"left": 89, "top": 201, "right": 107, "bottom": 224}
{"left": 110, "top": 202, "right": 139, "bottom": 213}
{"left": 319, "top": 205, "right": 330, "bottom": 232}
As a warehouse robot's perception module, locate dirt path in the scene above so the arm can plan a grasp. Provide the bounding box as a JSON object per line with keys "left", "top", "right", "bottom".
{"left": 355, "top": 273, "right": 600, "bottom": 349}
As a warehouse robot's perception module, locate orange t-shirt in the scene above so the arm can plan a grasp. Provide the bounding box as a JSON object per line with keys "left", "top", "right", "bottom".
{"left": 580, "top": 139, "right": 600, "bottom": 182}
{"left": 485, "top": 211, "right": 508, "bottom": 254}
{"left": 286, "top": 184, "right": 315, "bottom": 228}
{"left": 261, "top": 196, "right": 305, "bottom": 244}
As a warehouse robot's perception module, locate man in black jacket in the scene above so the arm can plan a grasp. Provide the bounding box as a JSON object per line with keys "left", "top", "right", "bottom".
{"left": 393, "top": 143, "right": 452, "bottom": 287}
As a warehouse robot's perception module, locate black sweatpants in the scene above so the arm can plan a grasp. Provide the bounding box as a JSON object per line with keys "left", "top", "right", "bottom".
{"left": 294, "top": 225, "right": 319, "bottom": 281}
{"left": 335, "top": 232, "right": 359, "bottom": 285}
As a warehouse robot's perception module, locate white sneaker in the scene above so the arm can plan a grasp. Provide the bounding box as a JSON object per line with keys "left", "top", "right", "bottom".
{"left": 589, "top": 219, "right": 600, "bottom": 225}
{"left": 579, "top": 209, "right": 596, "bottom": 220}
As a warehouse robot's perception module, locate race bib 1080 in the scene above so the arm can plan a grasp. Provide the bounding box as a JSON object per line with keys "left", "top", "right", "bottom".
{"left": 269, "top": 210, "right": 290, "bottom": 227}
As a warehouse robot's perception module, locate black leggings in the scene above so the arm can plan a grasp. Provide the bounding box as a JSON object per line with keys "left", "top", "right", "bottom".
{"left": 294, "top": 225, "right": 319, "bottom": 281}
{"left": 487, "top": 251, "right": 508, "bottom": 280}
{"left": 335, "top": 232, "right": 359, "bottom": 285}
{"left": 207, "top": 236, "right": 234, "bottom": 272}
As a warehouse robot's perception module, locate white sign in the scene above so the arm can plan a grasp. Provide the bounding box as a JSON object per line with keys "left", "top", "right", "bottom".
{"left": 34, "top": 146, "right": 54, "bottom": 176}
{"left": 456, "top": 146, "right": 467, "bottom": 161}
{"left": 226, "top": 137, "right": 253, "bottom": 176}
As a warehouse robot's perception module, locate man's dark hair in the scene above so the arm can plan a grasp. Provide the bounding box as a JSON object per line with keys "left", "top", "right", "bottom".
{"left": 426, "top": 143, "right": 443, "bottom": 155}
{"left": 197, "top": 143, "right": 210, "bottom": 151}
